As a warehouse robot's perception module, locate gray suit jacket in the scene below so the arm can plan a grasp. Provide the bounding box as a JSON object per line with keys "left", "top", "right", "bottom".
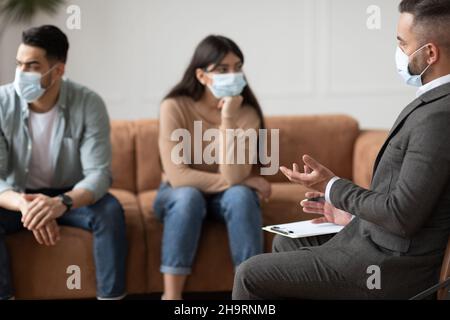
{"left": 310, "top": 82, "right": 450, "bottom": 299}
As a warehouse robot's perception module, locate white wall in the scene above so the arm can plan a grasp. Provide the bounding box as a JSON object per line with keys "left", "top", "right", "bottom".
{"left": 0, "top": 0, "right": 417, "bottom": 129}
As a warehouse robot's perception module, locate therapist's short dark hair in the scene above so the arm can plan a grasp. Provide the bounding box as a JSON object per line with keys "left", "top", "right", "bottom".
{"left": 399, "top": 0, "right": 450, "bottom": 48}
{"left": 22, "top": 25, "right": 69, "bottom": 63}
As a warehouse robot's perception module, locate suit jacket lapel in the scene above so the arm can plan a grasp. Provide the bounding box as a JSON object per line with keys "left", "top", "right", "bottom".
{"left": 372, "top": 99, "right": 424, "bottom": 175}
{"left": 372, "top": 82, "right": 450, "bottom": 177}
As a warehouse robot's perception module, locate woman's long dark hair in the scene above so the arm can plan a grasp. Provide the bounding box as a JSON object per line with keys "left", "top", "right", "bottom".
{"left": 165, "top": 35, "right": 265, "bottom": 130}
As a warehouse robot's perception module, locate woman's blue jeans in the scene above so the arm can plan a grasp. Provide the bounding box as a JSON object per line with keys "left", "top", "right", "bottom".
{"left": 153, "top": 183, "right": 263, "bottom": 275}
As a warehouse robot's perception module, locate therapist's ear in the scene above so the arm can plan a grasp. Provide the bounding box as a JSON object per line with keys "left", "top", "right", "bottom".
{"left": 426, "top": 43, "right": 439, "bottom": 65}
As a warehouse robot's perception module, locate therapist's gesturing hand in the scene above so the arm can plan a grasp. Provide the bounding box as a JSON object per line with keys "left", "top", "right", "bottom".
{"left": 280, "top": 155, "right": 336, "bottom": 193}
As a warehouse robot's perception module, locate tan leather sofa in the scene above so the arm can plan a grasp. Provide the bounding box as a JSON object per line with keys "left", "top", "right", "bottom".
{"left": 5, "top": 115, "right": 388, "bottom": 299}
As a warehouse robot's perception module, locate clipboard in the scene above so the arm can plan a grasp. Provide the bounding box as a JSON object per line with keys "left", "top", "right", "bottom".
{"left": 263, "top": 220, "right": 344, "bottom": 239}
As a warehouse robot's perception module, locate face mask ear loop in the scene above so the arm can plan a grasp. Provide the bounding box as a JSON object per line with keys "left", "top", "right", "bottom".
{"left": 419, "top": 62, "right": 432, "bottom": 77}
{"left": 42, "top": 64, "right": 59, "bottom": 91}
{"left": 37, "top": 63, "right": 58, "bottom": 79}
{"left": 410, "top": 43, "right": 429, "bottom": 57}
{"left": 411, "top": 44, "right": 433, "bottom": 78}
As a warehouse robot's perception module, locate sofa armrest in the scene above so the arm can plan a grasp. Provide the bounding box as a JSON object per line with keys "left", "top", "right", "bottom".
{"left": 353, "top": 130, "right": 388, "bottom": 189}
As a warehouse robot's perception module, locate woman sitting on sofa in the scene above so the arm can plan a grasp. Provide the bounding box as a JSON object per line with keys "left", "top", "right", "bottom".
{"left": 154, "top": 35, "right": 271, "bottom": 300}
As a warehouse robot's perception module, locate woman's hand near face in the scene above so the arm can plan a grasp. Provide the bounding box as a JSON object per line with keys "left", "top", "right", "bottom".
{"left": 219, "top": 95, "right": 243, "bottom": 118}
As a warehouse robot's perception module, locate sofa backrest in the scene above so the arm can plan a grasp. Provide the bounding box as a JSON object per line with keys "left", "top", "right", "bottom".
{"left": 134, "top": 119, "right": 162, "bottom": 192}
{"left": 110, "top": 121, "right": 137, "bottom": 193}
{"left": 110, "top": 115, "right": 360, "bottom": 193}
{"left": 264, "top": 115, "right": 360, "bottom": 183}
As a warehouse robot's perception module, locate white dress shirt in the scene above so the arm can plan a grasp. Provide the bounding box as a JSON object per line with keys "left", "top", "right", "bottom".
{"left": 416, "top": 74, "right": 450, "bottom": 97}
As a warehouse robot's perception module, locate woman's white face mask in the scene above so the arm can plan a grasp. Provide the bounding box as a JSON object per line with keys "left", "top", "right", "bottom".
{"left": 205, "top": 72, "right": 247, "bottom": 98}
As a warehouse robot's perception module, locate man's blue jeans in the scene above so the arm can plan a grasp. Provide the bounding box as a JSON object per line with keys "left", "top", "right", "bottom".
{"left": 153, "top": 183, "right": 263, "bottom": 275}
{"left": 0, "top": 188, "right": 127, "bottom": 300}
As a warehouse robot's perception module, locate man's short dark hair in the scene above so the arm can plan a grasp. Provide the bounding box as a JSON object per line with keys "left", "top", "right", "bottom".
{"left": 399, "top": 0, "right": 450, "bottom": 48}
{"left": 22, "top": 25, "right": 69, "bottom": 63}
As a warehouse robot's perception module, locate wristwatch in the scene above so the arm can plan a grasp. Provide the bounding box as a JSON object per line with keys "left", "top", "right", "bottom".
{"left": 58, "top": 194, "right": 73, "bottom": 212}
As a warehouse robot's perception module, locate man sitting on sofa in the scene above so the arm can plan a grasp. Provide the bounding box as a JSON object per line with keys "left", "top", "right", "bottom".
{"left": 0, "top": 25, "right": 127, "bottom": 300}
{"left": 233, "top": 0, "right": 450, "bottom": 299}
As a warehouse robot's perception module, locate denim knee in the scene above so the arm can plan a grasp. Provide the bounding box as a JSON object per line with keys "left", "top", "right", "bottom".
{"left": 220, "top": 185, "right": 260, "bottom": 215}
{"left": 91, "top": 194, "right": 126, "bottom": 230}
{"left": 168, "top": 186, "right": 204, "bottom": 204}
{"left": 165, "top": 186, "right": 206, "bottom": 219}
{"left": 222, "top": 185, "right": 259, "bottom": 204}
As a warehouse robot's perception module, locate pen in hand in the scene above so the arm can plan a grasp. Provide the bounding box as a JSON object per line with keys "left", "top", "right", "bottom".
{"left": 307, "top": 196, "right": 325, "bottom": 203}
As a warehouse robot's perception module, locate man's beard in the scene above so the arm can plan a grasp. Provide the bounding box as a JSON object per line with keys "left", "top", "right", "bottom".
{"left": 408, "top": 53, "right": 429, "bottom": 76}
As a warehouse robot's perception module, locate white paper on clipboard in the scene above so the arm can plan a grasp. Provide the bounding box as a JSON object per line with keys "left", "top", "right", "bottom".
{"left": 263, "top": 220, "right": 344, "bottom": 239}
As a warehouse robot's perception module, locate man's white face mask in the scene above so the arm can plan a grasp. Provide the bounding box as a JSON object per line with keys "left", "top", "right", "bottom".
{"left": 395, "top": 44, "right": 432, "bottom": 87}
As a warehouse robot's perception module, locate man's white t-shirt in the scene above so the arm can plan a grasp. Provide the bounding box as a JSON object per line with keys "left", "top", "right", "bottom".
{"left": 26, "top": 106, "right": 59, "bottom": 190}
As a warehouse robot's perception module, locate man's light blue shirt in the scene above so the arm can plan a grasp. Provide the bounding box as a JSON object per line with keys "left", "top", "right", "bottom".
{"left": 0, "top": 78, "right": 112, "bottom": 202}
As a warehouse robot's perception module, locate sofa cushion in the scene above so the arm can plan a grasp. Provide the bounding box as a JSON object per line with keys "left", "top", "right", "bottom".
{"left": 137, "top": 190, "right": 159, "bottom": 222}
{"left": 7, "top": 227, "right": 97, "bottom": 299}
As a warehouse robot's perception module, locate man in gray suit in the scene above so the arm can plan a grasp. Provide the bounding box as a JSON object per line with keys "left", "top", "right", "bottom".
{"left": 233, "top": 0, "right": 450, "bottom": 300}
